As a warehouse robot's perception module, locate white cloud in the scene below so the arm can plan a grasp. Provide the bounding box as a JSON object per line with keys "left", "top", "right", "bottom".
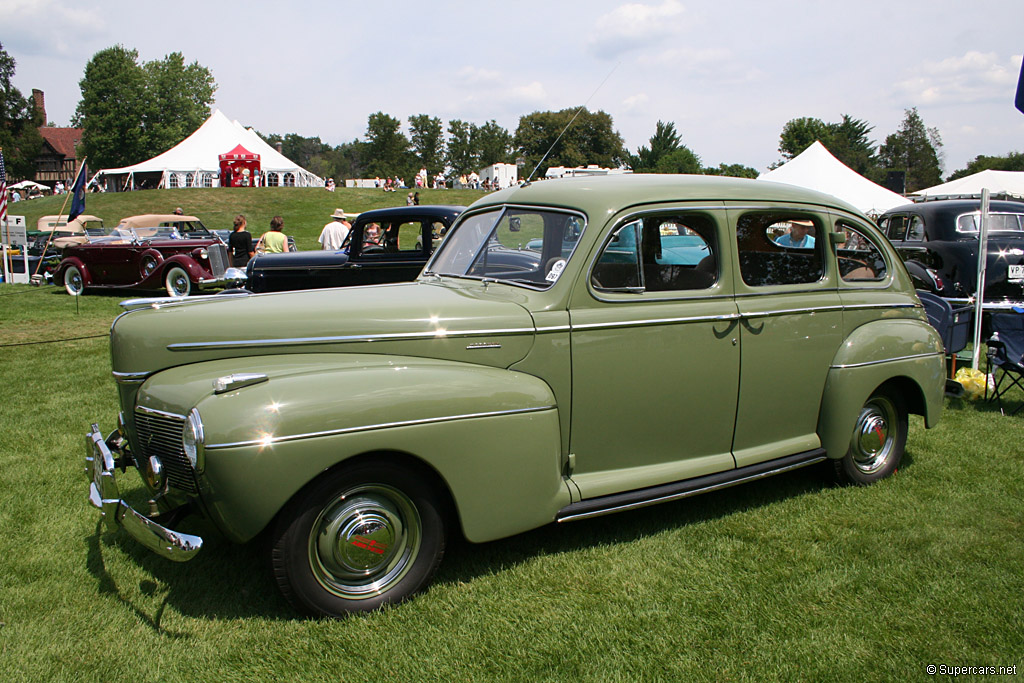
{"left": 0, "top": 0, "right": 105, "bottom": 57}
{"left": 892, "top": 51, "right": 1022, "bottom": 105}
{"left": 456, "top": 66, "right": 502, "bottom": 87}
{"left": 622, "top": 93, "right": 649, "bottom": 111}
{"left": 587, "top": 0, "right": 687, "bottom": 58}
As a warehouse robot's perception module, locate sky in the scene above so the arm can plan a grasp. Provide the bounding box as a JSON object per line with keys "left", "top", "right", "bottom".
{"left": 3, "top": 0, "right": 1023, "bottom": 177}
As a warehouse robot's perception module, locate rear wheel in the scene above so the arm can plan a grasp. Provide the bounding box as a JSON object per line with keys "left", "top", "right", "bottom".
{"left": 63, "top": 265, "right": 84, "bottom": 295}
{"left": 164, "top": 266, "right": 191, "bottom": 297}
{"left": 835, "top": 389, "right": 907, "bottom": 485}
{"left": 270, "top": 461, "right": 446, "bottom": 617}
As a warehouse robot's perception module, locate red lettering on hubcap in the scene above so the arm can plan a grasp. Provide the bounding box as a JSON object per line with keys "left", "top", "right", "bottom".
{"left": 351, "top": 536, "right": 387, "bottom": 554}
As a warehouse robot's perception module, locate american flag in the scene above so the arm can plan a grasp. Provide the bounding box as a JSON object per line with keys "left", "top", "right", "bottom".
{"left": 0, "top": 149, "right": 7, "bottom": 226}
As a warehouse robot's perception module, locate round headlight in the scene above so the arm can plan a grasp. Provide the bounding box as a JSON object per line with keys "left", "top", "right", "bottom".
{"left": 182, "top": 408, "right": 204, "bottom": 469}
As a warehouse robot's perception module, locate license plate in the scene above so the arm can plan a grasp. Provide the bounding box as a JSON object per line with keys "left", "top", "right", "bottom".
{"left": 1010, "top": 264, "right": 1024, "bottom": 281}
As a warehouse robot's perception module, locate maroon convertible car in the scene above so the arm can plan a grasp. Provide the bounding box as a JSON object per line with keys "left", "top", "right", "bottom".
{"left": 54, "top": 214, "right": 242, "bottom": 297}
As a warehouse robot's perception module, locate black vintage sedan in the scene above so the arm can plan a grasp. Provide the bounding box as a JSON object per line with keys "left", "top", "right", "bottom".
{"left": 245, "top": 205, "right": 465, "bottom": 293}
{"left": 878, "top": 199, "right": 1024, "bottom": 303}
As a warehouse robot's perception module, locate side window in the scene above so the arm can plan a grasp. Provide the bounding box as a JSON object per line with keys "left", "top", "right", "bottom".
{"left": 906, "top": 216, "right": 925, "bottom": 241}
{"left": 640, "top": 214, "right": 717, "bottom": 291}
{"left": 592, "top": 221, "right": 641, "bottom": 290}
{"left": 736, "top": 212, "right": 824, "bottom": 286}
{"left": 365, "top": 221, "right": 425, "bottom": 255}
{"left": 883, "top": 215, "right": 907, "bottom": 240}
{"left": 837, "top": 221, "right": 887, "bottom": 283}
{"left": 592, "top": 214, "right": 718, "bottom": 293}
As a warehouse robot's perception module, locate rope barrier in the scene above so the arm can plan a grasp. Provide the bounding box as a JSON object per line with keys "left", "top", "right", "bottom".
{"left": 0, "top": 333, "right": 107, "bottom": 348}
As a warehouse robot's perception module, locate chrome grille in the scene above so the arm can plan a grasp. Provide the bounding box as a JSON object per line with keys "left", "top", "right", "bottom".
{"left": 134, "top": 409, "right": 197, "bottom": 493}
{"left": 208, "top": 243, "right": 229, "bottom": 277}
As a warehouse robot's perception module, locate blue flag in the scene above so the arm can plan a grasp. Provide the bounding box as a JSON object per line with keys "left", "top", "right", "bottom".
{"left": 68, "top": 164, "right": 86, "bottom": 220}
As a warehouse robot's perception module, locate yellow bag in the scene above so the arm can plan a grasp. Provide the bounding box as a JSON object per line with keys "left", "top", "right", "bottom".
{"left": 953, "top": 367, "right": 992, "bottom": 400}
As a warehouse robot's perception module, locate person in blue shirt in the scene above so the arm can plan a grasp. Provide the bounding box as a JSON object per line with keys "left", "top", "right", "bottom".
{"left": 775, "top": 219, "right": 815, "bottom": 248}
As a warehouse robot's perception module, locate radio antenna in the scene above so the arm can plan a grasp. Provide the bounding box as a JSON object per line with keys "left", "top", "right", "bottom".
{"left": 521, "top": 62, "right": 620, "bottom": 186}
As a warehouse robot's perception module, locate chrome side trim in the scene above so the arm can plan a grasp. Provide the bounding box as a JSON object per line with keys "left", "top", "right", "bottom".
{"left": 119, "top": 289, "right": 252, "bottom": 311}
{"left": 136, "top": 405, "right": 187, "bottom": 420}
{"left": 558, "top": 453, "right": 827, "bottom": 523}
{"left": 740, "top": 305, "right": 845, "bottom": 318}
{"left": 831, "top": 351, "right": 943, "bottom": 369}
{"left": 206, "top": 405, "right": 557, "bottom": 449}
{"left": 571, "top": 312, "right": 741, "bottom": 332}
{"left": 112, "top": 371, "right": 150, "bottom": 385}
{"left": 465, "top": 342, "right": 502, "bottom": 350}
{"left": 167, "top": 326, "right": 536, "bottom": 351}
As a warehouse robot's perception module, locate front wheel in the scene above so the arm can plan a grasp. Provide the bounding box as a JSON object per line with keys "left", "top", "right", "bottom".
{"left": 270, "top": 461, "right": 446, "bottom": 617}
{"left": 835, "top": 389, "right": 907, "bottom": 485}
{"left": 63, "top": 265, "right": 85, "bottom": 295}
{"left": 164, "top": 266, "right": 191, "bottom": 297}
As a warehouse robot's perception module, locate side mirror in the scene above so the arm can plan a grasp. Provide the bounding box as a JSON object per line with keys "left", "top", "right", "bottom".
{"left": 829, "top": 232, "right": 847, "bottom": 245}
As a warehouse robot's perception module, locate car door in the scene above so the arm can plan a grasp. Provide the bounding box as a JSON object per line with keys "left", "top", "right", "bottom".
{"left": 568, "top": 207, "right": 741, "bottom": 500}
{"left": 725, "top": 205, "right": 843, "bottom": 468}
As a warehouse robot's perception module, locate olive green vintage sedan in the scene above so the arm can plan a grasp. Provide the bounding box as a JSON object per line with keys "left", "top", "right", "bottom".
{"left": 86, "top": 175, "right": 945, "bottom": 617}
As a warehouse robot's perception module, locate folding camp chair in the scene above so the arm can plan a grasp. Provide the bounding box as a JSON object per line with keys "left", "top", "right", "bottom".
{"left": 985, "top": 311, "right": 1024, "bottom": 416}
{"left": 917, "top": 291, "right": 973, "bottom": 394}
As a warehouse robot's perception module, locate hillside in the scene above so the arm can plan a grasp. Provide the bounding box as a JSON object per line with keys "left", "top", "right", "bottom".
{"left": 9, "top": 187, "right": 484, "bottom": 250}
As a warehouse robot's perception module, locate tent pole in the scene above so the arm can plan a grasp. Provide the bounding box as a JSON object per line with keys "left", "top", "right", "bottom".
{"left": 970, "top": 188, "right": 991, "bottom": 369}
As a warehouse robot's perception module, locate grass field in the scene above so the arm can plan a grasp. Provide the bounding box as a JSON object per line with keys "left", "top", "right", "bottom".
{"left": 1, "top": 188, "right": 1023, "bottom": 681}
{"left": 10, "top": 186, "right": 484, "bottom": 251}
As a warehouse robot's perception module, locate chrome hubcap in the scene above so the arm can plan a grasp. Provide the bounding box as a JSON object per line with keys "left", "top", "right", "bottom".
{"left": 170, "top": 273, "right": 188, "bottom": 295}
{"left": 851, "top": 396, "right": 897, "bottom": 474}
{"left": 309, "top": 484, "right": 421, "bottom": 599}
{"left": 66, "top": 269, "right": 82, "bottom": 293}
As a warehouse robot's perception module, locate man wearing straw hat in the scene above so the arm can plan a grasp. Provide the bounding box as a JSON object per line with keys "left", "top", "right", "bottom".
{"left": 318, "top": 208, "right": 351, "bottom": 251}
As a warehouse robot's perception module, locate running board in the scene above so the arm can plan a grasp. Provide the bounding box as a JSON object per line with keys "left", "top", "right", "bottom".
{"left": 556, "top": 449, "right": 828, "bottom": 523}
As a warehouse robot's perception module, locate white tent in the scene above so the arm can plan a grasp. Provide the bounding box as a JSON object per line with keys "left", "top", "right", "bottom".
{"left": 97, "top": 109, "right": 323, "bottom": 190}
{"left": 913, "top": 169, "right": 1024, "bottom": 198}
{"left": 758, "top": 141, "right": 907, "bottom": 215}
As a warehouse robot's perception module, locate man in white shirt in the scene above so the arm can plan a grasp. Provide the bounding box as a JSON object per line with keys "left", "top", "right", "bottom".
{"left": 319, "top": 208, "right": 351, "bottom": 250}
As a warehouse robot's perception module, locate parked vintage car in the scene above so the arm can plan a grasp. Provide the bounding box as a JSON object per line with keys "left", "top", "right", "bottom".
{"left": 54, "top": 214, "right": 243, "bottom": 297}
{"left": 85, "top": 175, "right": 945, "bottom": 617}
{"left": 878, "top": 199, "right": 1024, "bottom": 303}
{"left": 245, "top": 205, "right": 465, "bottom": 292}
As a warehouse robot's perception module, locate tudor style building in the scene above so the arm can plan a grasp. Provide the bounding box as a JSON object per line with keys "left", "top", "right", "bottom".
{"left": 32, "top": 90, "right": 83, "bottom": 188}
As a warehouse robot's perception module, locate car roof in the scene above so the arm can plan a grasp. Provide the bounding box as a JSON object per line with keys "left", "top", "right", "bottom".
{"left": 467, "top": 174, "right": 865, "bottom": 219}
{"left": 354, "top": 205, "right": 466, "bottom": 223}
{"left": 118, "top": 214, "right": 203, "bottom": 228}
{"left": 881, "top": 199, "right": 1024, "bottom": 217}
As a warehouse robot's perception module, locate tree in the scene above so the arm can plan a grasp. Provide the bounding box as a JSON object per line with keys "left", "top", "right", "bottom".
{"left": 514, "top": 107, "right": 625, "bottom": 178}
{"left": 947, "top": 151, "right": 1024, "bottom": 181}
{"left": 74, "top": 45, "right": 216, "bottom": 169}
{"left": 632, "top": 120, "right": 682, "bottom": 171}
{"left": 653, "top": 146, "right": 702, "bottom": 174}
{"left": 408, "top": 114, "right": 444, "bottom": 174}
{"left": 143, "top": 52, "right": 216, "bottom": 155}
{"left": 364, "top": 112, "right": 411, "bottom": 178}
{"left": 445, "top": 119, "right": 476, "bottom": 177}
{"left": 703, "top": 162, "right": 759, "bottom": 179}
{"left": 473, "top": 120, "right": 513, "bottom": 167}
{"left": 878, "top": 108, "right": 943, "bottom": 192}
{"left": 825, "top": 115, "right": 877, "bottom": 176}
{"left": 0, "top": 42, "right": 43, "bottom": 179}
{"left": 778, "top": 117, "right": 830, "bottom": 160}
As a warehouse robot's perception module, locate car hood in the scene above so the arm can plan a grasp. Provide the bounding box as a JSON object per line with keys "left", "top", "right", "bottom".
{"left": 111, "top": 280, "right": 538, "bottom": 377}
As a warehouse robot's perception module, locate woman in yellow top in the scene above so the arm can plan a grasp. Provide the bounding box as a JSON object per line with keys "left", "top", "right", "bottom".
{"left": 258, "top": 216, "right": 290, "bottom": 253}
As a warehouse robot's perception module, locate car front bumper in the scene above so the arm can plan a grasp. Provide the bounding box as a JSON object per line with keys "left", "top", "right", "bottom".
{"left": 86, "top": 423, "right": 202, "bottom": 562}
{"left": 197, "top": 266, "right": 248, "bottom": 289}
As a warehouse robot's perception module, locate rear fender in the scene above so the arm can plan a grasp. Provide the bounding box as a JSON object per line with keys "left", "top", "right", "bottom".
{"left": 55, "top": 256, "right": 91, "bottom": 287}
{"left": 818, "top": 319, "right": 944, "bottom": 459}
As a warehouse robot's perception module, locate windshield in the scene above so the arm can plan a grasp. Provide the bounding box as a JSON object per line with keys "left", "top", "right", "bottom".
{"left": 426, "top": 207, "right": 585, "bottom": 288}
{"left": 956, "top": 212, "right": 1024, "bottom": 233}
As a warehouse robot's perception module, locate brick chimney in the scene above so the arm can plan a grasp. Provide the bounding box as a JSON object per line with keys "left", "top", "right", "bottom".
{"left": 275, "top": 141, "right": 283, "bottom": 154}
{"left": 32, "top": 89, "right": 46, "bottom": 123}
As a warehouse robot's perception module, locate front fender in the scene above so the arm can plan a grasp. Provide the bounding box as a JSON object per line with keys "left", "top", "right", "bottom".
{"left": 137, "top": 353, "right": 567, "bottom": 544}
{"left": 818, "top": 319, "right": 944, "bottom": 459}
{"left": 55, "top": 256, "right": 91, "bottom": 287}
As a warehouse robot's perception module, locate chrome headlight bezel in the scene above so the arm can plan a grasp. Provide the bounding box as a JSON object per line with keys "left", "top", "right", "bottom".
{"left": 182, "top": 408, "right": 205, "bottom": 469}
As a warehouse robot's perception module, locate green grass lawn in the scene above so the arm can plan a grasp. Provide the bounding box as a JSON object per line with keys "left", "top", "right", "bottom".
{"left": 1, "top": 193, "right": 1023, "bottom": 679}
{"left": 11, "top": 186, "right": 482, "bottom": 251}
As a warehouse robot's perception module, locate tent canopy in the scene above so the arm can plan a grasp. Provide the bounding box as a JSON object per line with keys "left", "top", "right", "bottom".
{"left": 913, "top": 170, "right": 1024, "bottom": 198}
{"left": 758, "top": 141, "right": 907, "bottom": 215}
{"left": 219, "top": 144, "right": 259, "bottom": 162}
{"left": 97, "top": 110, "right": 322, "bottom": 189}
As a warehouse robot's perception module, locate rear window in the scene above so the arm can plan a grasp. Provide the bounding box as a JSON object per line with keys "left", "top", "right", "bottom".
{"left": 956, "top": 212, "right": 1024, "bottom": 233}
